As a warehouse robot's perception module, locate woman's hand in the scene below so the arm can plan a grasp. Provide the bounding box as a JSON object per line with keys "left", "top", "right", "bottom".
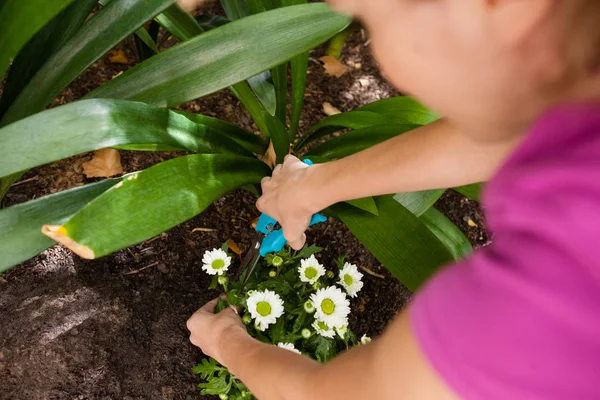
{"left": 186, "top": 298, "right": 247, "bottom": 366}
{"left": 256, "top": 155, "right": 327, "bottom": 250}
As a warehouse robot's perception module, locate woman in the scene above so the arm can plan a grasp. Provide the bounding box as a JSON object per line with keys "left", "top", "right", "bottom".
{"left": 187, "top": 1, "right": 600, "bottom": 398}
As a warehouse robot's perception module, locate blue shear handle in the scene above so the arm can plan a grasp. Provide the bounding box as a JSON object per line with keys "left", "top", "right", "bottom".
{"left": 259, "top": 213, "right": 327, "bottom": 257}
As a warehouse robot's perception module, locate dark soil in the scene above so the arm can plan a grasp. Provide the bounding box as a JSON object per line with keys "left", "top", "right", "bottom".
{"left": 0, "top": 11, "right": 487, "bottom": 399}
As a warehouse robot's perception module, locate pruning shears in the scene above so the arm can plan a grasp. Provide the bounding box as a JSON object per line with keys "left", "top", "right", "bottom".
{"left": 234, "top": 159, "right": 327, "bottom": 287}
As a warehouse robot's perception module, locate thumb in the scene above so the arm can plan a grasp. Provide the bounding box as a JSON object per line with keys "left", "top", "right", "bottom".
{"left": 287, "top": 232, "right": 307, "bottom": 251}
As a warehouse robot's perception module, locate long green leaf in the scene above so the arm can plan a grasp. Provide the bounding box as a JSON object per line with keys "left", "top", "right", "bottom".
{"left": 86, "top": 4, "right": 350, "bottom": 107}
{"left": 0, "top": 0, "right": 76, "bottom": 81}
{"left": 272, "top": 64, "right": 288, "bottom": 124}
{"left": 394, "top": 190, "right": 445, "bottom": 217}
{"left": 285, "top": 0, "right": 308, "bottom": 136}
{"left": 155, "top": 3, "right": 203, "bottom": 41}
{"left": 46, "top": 155, "right": 270, "bottom": 259}
{"left": 0, "top": 0, "right": 96, "bottom": 117}
{"left": 345, "top": 197, "right": 378, "bottom": 216}
{"left": 1, "top": 0, "right": 176, "bottom": 125}
{"left": 264, "top": 112, "right": 290, "bottom": 164}
{"left": 356, "top": 96, "right": 440, "bottom": 125}
{"left": 420, "top": 207, "right": 472, "bottom": 260}
{"left": 454, "top": 183, "right": 482, "bottom": 201}
{"left": 297, "top": 96, "right": 439, "bottom": 150}
{"left": 331, "top": 196, "right": 454, "bottom": 291}
{"left": 305, "top": 124, "right": 420, "bottom": 159}
{"left": 219, "top": 0, "right": 250, "bottom": 20}
{"left": 0, "top": 179, "right": 118, "bottom": 272}
{"left": 0, "top": 99, "right": 264, "bottom": 178}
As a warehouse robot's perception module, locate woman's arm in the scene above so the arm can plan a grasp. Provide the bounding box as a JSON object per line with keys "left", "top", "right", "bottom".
{"left": 257, "top": 118, "right": 520, "bottom": 249}
{"left": 188, "top": 302, "right": 458, "bottom": 400}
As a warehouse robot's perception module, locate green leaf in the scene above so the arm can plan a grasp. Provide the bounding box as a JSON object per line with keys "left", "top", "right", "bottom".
{"left": 331, "top": 196, "right": 454, "bottom": 291}
{"left": 47, "top": 155, "right": 270, "bottom": 259}
{"left": 229, "top": 81, "right": 271, "bottom": 138}
{"left": 345, "top": 197, "right": 379, "bottom": 216}
{"left": 356, "top": 96, "right": 440, "bottom": 125}
{"left": 272, "top": 63, "right": 288, "bottom": 124}
{"left": 264, "top": 112, "right": 290, "bottom": 164}
{"left": 393, "top": 190, "right": 445, "bottom": 217}
{"left": 305, "top": 124, "right": 420, "bottom": 159}
{"left": 0, "top": 0, "right": 76, "bottom": 81}
{"left": 454, "top": 183, "right": 482, "bottom": 201}
{"left": 0, "top": 179, "right": 118, "bottom": 272}
{"left": 199, "top": 372, "right": 232, "bottom": 395}
{"left": 1, "top": 0, "right": 176, "bottom": 125}
{"left": 134, "top": 21, "right": 160, "bottom": 59}
{"left": 296, "top": 96, "right": 439, "bottom": 151}
{"left": 289, "top": 52, "right": 308, "bottom": 136}
{"left": 155, "top": 3, "right": 203, "bottom": 40}
{"left": 293, "top": 244, "right": 323, "bottom": 259}
{"left": 192, "top": 358, "right": 223, "bottom": 379}
{"left": 220, "top": 0, "right": 250, "bottom": 20}
{"left": 419, "top": 207, "right": 472, "bottom": 260}
{"left": 0, "top": 0, "right": 96, "bottom": 117}
{"left": 247, "top": 72, "right": 277, "bottom": 116}
{"left": 0, "top": 99, "right": 263, "bottom": 178}
{"left": 295, "top": 111, "right": 399, "bottom": 151}
{"left": 314, "top": 336, "right": 336, "bottom": 363}
{"left": 86, "top": 4, "right": 351, "bottom": 108}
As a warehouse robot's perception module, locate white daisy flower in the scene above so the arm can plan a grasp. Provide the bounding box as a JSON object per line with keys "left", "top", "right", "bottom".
{"left": 246, "top": 290, "right": 285, "bottom": 331}
{"left": 335, "top": 323, "right": 348, "bottom": 339}
{"left": 312, "top": 319, "right": 335, "bottom": 338}
{"left": 338, "top": 262, "right": 364, "bottom": 298}
{"left": 277, "top": 342, "right": 301, "bottom": 355}
{"left": 298, "top": 255, "right": 325, "bottom": 284}
{"left": 310, "top": 286, "right": 350, "bottom": 328}
{"left": 361, "top": 334, "right": 372, "bottom": 345}
{"left": 201, "top": 248, "right": 231, "bottom": 276}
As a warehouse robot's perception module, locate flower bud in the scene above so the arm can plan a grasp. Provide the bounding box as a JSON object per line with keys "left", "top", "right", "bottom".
{"left": 272, "top": 255, "right": 283, "bottom": 267}
{"left": 301, "top": 328, "right": 312, "bottom": 339}
{"left": 269, "top": 270, "right": 277, "bottom": 278}
{"left": 217, "top": 276, "right": 229, "bottom": 286}
{"left": 326, "top": 270, "right": 335, "bottom": 279}
{"left": 303, "top": 300, "right": 316, "bottom": 314}
{"left": 312, "top": 281, "right": 321, "bottom": 290}
{"left": 219, "top": 394, "right": 229, "bottom": 400}
{"left": 242, "top": 314, "right": 252, "bottom": 325}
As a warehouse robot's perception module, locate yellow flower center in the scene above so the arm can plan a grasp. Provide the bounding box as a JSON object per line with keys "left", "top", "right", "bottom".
{"left": 256, "top": 301, "right": 272, "bottom": 316}
{"left": 344, "top": 273, "right": 353, "bottom": 286}
{"left": 304, "top": 267, "right": 318, "bottom": 279}
{"left": 321, "top": 298, "right": 335, "bottom": 315}
{"left": 212, "top": 259, "right": 225, "bottom": 270}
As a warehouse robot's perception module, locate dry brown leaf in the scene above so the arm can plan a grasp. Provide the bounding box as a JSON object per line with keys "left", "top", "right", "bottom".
{"left": 261, "top": 140, "right": 277, "bottom": 168}
{"left": 227, "top": 239, "right": 244, "bottom": 256}
{"left": 322, "top": 102, "right": 342, "bottom": 116}
{"left": 319, "top": 55, "right": 347, "bottom": 78}
{"left": 358, "top": 265, "right": 386, "bottom": 279}
{"left": 251, "top": 216, "right": 259, "bottom": 230}
{"left": 82, "top": 149, "right": 123, "bottom": 178}
{"left": 108, "top": 50, "right": 130, "bottom": 65}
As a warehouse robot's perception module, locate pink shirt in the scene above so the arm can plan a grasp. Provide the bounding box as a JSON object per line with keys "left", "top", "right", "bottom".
{"left": 410, "top": 104, "right": 600, "bottom": 399}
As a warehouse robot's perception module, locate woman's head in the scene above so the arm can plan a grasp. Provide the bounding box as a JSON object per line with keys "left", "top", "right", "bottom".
{"left": 329, "top": 0, "right": 600, "bottom": 141}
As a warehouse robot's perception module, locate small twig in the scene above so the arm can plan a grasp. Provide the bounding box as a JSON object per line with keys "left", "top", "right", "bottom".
{"left": 192, "top": 227, "right": 216, "bottom": 233}
{"left": 10, "top": 176, "right": 39, "bottom": 187}
{"left": 122, "top": 261, "right": 160, "bottom": 275}
{"left": 358, "top": 265, "right": 385, "bottom": 279}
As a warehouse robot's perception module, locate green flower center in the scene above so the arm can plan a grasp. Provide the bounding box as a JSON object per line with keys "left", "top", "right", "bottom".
{"left": 256, "top": 301, "right": 272, "bottom": 316}
{"left": 344, "top": 273, "right": 353, "bottom": 286}
{"left": 272, "top": 256, "right": 283, "bottom": 266}
{"left": 321, "top": 298, "right": 335, "bottom": 315}
{"left": 212, "top": 259, "right": 225, "bottom": 270}
{"left": 304, "top": 267, "right": 318, "bottom": 279}
{"left": 317, "top": 321, "right": 329, "bottom": 331}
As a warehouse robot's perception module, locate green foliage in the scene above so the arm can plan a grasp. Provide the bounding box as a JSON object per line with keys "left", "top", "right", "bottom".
{"left": 194, "top": 245, "right": 364, "bottom": 398}
{"left": 0, "top": 0, "right": 474, "bottom": 294}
